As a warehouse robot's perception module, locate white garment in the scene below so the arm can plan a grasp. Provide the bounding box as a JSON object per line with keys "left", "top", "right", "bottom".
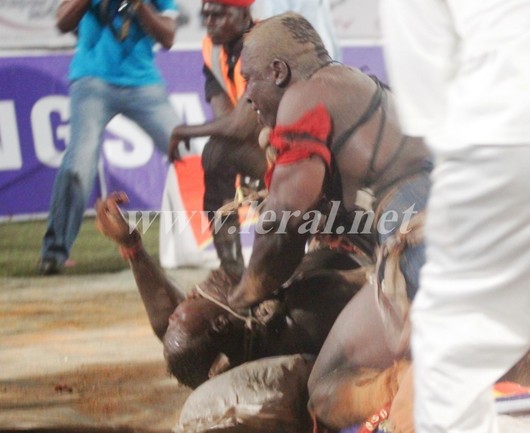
{"left": 380, "top": 1, "right": 530, "bottom": 432}
{"left": 413, "top": 145, "right": 530, "bottom": 433}
{"left": 159, "top": 162, "right": 255, "bottom": 270}
{"left": 159, "top": 163, "right": 219, "bottom": 269}
{"left": 253, "top": 0, "right": 342, "bottom": 62}
{"left": 380, "top": 0, "right": 530, "bottom": 153}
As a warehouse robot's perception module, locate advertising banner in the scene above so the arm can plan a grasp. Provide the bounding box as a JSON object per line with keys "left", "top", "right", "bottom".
{"left": 0, "top": 46, "right": 385, "bottom": 221}
{"left": 0, "top": 49, "right": 208, "bottom": 219}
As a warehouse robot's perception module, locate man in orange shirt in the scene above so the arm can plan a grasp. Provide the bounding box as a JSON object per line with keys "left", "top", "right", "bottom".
{"left": 168, "top": 0, "right": 265, "bottom": 281}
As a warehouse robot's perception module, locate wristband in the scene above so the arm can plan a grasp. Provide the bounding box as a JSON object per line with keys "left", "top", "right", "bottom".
{"left": 119, "top": 241, "right": 142, "bottom": 261}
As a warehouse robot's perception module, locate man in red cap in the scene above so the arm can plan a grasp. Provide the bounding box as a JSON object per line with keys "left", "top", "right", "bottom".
{"left": 204, "top": 0, "right": 254, "bottom": 6}
{"left": 168, "top": 0, "right": 265, "bottom": 282}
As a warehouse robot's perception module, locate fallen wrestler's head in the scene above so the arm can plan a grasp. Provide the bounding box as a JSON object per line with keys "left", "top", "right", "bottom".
{"left": 201, "top": 0, "right": 254, "bottom": 45}
{"left": 162, "top": 289, "right": 247, "bottom": 388}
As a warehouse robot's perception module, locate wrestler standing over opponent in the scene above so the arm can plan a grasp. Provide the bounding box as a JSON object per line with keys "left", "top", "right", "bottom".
{"left": 229, "top": 12, "right": 431, "bottom": 310}
{"left": 221, "top": 13, "right": 432, "bottom": 430}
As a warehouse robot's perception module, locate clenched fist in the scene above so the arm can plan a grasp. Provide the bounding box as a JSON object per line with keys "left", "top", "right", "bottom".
{"left": 95, "top": 191, "right": 141, "bottom": 248}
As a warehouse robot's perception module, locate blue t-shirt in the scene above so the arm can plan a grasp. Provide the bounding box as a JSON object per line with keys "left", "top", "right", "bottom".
{"left": 69, "top": 0, "right": 178, "bottom": 86}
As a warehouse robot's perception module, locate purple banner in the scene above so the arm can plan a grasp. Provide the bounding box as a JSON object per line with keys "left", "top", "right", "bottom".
{"left": 0, "top": 46, "right": 385, "bottom": 220}
{"left": 0, "top": 49, "right": 208, "bottom": 219}
{"left": 343, "top": 46, "right": 388, "bottom": 85}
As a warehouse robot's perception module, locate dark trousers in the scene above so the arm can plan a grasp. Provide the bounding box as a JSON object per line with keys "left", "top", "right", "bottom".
{"left": 202, "top": 136, "right": 266, "bottom": 217}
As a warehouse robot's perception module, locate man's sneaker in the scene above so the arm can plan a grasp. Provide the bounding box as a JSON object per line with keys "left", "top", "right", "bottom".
{"left": 38, "top": 257, "right": 63, "bottom": 276}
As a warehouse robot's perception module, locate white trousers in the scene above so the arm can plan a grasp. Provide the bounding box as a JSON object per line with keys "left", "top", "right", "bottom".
{"left": 412, "top": 145, "right": 530, "bottom": 433}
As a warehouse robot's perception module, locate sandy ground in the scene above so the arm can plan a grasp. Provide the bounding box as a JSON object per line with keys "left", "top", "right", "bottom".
{"left": 3, "top": 267, "right": 530, "bottom": 433}
{"left": 0, "top": 267, "right": 209, "bottom": 433}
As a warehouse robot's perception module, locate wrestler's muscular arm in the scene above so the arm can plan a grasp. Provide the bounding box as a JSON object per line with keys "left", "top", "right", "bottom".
{"left": 226, "top": 78, "right": 331, "bottom": 308}
{"left": 95, "top": 192, "right": 185, "bottom": 340}
{"left": 228, "top": 157, "right": 327, "bottom": 309}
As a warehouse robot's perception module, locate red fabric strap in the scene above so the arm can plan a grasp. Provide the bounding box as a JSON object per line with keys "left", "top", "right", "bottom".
{"left": 264, "top": 104, "right": 332, "bottom": 188}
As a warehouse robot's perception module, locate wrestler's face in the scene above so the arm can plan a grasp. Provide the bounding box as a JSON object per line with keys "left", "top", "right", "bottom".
{"left": 201, "top": 2, "right": 248, "bottom": 45}
{"left": 162, "top": 297, "right": 244, "bottom": 388}
{"left": 241, "top": 47, "right": 283, "bottom": 127}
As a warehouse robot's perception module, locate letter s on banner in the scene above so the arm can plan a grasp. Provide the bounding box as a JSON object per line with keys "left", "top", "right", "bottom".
{"left": 32, "top": 95, "right": 69, "bottom": 168}
{"left": 0, "top": 100, "right": 22, "bottom": 170}
{"left": 103, "top": 115, "right": 154, "bottom": 168}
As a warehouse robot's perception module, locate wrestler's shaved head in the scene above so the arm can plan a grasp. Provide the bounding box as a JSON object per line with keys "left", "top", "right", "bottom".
{"left": 244, "top": 12, "right": 331, "bottom": 79}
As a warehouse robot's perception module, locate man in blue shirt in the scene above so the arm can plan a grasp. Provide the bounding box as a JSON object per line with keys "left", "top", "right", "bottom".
{"left": 39, "top": 0, "right": 180, "bottom": 275}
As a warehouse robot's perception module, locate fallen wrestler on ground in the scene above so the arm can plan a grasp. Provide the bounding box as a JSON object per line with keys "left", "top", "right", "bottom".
{"left": 95, "top": 191, "right": 369, "bottom": 390}
{"left": 219, "top": 12, "right": 433, "bottom": 432}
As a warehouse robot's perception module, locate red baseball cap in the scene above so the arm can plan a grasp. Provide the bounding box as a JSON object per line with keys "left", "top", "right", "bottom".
{"left": 203, "top": 0, "right": 255, "bottom": 7}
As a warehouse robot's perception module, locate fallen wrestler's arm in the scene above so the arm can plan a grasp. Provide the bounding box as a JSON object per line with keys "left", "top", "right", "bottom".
{"left": 95, "top": 192, "right": 185, "bottom": 340}
{"left": 96, "top": 192, "right": 237, "bottom": 388}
